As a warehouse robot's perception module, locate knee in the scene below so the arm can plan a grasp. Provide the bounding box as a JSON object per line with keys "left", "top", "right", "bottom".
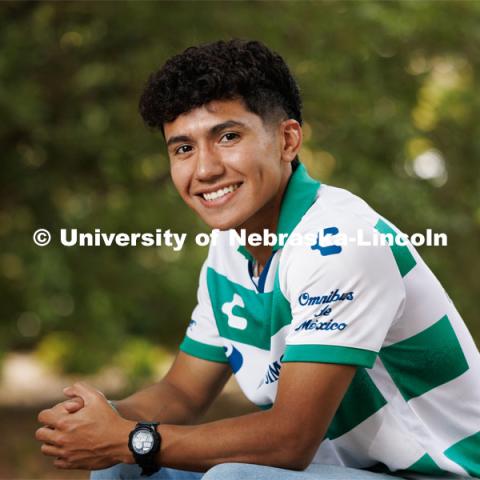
{"left": 90, "top": 463, "right": 142, "bottom": 480}
{"left": 203, "top": 463, "right": 256, "bottom": 480}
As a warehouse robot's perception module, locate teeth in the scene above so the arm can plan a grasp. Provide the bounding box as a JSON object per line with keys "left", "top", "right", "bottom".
{"left": 203, "top": 184, "right": 239, "bottom": 201}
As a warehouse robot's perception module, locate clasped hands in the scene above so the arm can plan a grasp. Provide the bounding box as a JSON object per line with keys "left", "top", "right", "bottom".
{"left": 36, "top": 382, "right": 134, "bottom": 470}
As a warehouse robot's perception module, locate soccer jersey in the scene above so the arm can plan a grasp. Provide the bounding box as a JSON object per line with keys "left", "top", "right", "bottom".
{"left": 180, "top": 164, "right": 480, "bottom": 478}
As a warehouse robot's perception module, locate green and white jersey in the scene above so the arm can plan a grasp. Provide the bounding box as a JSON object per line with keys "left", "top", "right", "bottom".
{"left": 180, "top": 164, "right": 480, "bottom": 478}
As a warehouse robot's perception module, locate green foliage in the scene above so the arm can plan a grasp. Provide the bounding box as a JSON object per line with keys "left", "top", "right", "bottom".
{"left": 114, "top": 337, "right": 170, "bottom": 392}
{"left": 36, "top": 330, "right": 115, "bottom": 374}
{"left": 1, "top": 1, "right": 479, "bottom": 374}
{"left": 36, "top": 332, "right": 75, "bottom": 373}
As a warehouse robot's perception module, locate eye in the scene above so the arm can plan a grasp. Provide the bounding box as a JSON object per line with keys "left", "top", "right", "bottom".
{"left": 175, "top": 144, "right": 193, "bottom": 155}
{"left": 219, "top": 132, "right": 239, "bottom": 143}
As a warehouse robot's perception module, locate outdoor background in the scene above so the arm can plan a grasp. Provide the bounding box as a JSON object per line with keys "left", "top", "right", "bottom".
{"left": 1, "top": 1, "right": 479, "bottom": 478}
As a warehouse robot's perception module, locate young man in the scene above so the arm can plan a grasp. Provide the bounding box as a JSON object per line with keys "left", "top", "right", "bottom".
{"left": 37, "top": 40, "right": 480, "bottom": 479}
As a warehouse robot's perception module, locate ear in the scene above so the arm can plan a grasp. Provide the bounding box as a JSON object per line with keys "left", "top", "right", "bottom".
{"left": 280, "top": 119, "right": 303, "bottom": 164}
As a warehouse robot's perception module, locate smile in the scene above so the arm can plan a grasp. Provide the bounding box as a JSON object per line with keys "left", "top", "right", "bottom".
{"left": 201, "top": 183, "right": 241, "bottom": 202}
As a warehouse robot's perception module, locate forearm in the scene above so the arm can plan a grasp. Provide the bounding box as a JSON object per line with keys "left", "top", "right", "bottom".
{"left": 114, "top": 378, "right": 201, "bottom": 424}
{"left": 44, "top": 363, "right": 350, "bottom": 473}
{"left": 156, "top": 409, "right": 309, "bottom": 472}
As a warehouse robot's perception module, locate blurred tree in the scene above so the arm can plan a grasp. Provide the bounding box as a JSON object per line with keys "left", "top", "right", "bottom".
{"left": 1, "top": 1, "right": 479, "bottom": 375}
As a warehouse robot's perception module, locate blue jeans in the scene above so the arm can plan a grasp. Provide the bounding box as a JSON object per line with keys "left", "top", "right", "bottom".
{"left": 90, "top": 463, "right": 409, "bottom": 479}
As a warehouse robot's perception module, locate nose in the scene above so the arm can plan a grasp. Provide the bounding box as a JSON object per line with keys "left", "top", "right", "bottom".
{"left": 195, "top": 144, "right": 225, "bottom": 181}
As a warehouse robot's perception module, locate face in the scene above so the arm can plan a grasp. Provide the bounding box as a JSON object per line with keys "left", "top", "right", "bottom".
{"left": 164, "top": 99, "right": 301, "bottom": 231}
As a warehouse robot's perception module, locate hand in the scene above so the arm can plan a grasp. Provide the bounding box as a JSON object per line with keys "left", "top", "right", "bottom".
{"left": 36, "top": 382, "right": 135, "bottom": 470}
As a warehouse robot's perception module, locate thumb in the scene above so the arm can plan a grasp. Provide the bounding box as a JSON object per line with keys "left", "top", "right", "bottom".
{"left": 63, "top": 396, "right": 84, "bottom": 413}
{"left": 63, "top": 382, "right": 101, "bottom": 406}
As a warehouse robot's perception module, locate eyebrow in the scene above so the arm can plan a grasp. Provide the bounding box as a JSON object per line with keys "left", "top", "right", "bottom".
{"left": 166, "top": 120, "right": 247, "bottom": 148}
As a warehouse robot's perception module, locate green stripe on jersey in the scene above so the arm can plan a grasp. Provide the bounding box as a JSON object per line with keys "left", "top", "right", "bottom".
{"left": 206, "top": 268, "right": 294, "bottom": 350}
{"left": 283, "top": 344, "right": 377, "bottom": 368}
{"left": 375, "top": 218, "right": 416, "bottom": 277}
{"left": 179, "top": 336, "right": 228, "bottom": 363}
{"left": 444, "top": 431, "right": 480, "bottom": 477}
{"left": 275, "top": 164, "right": 321, "bottom": 247}
{"left": 207, "top": 268, "right": 271, "bottom": 350}
{"left": 270, "top": 270, "right": 293, "bottom": 337}
{"left": 380, "top": 315, "right": 469, "bottom": 401}
{"left": 326, "top": 368, "right": 387, "bottom": 440}
{"left": 404, "top": 454, "right": 446, "bottom": 475}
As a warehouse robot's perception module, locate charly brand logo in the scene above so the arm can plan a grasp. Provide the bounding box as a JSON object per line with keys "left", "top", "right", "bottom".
{"left": 224, "top": 344, "right": 244, "bottom": 373}
{"left": 294, "top": 318, "right": 347, "bottom": 332}
{"left": 311, "top": 227, "right": 342, "bottom": 256}
{"left": 298, "top": 289, "right": 354, "bottom": 307}
{"left": 187, "top": 319, "right": 197, "bottom": 330}
{"left": 221, "top": 293, "right": 248, "bottom": 330}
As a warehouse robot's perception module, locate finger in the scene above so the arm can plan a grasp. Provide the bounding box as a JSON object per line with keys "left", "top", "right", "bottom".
{"left": 53, "top": 457, "right": 71, "bottom": 469}
{"left": 37, "top": 407, "right": 67, "bottom": 428}
{"left": 37, "top": 408, "right": 56, "bottom": 425}
{"left": 63, "top": 397, "right": 84, "bottom": 413}
{"left": 38, "top": 401, "right": 69, "bottom": 425}
{"left": 63, "top": 388, "right": 80, "bottom": 399}
{"left": 38, "top": 408, "right": 52, "bottom": 424}
{"left": 40, "top": 443, "right": 63, "bottom": 458}
{"left": 63, "top": 382, "right": 100, "bottom": 406}
{"left": 35, "top": 426, "right": 59, "bottom": 445}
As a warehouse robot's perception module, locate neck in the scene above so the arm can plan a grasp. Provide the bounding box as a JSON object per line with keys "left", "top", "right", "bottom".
{"left": 236, "top": 169, "right": 292, "bottom": 268}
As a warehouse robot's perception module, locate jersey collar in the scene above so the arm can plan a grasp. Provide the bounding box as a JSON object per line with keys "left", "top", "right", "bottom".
{"left": 237, "top": 163, "right": 321, "bottom": 260}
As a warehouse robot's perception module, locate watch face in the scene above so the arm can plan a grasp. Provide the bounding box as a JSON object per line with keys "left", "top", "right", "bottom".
{"left": 132, "top": 428, "right": 154, "bottom": 454}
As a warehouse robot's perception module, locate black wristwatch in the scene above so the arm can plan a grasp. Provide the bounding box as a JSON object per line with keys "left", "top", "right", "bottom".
{"left": 128, "top": 422, "right": 161, "bottom": 476}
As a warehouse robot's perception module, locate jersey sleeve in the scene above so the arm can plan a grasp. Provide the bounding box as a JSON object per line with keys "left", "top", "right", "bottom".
{"left": 179, "top": 259, "right": 228, "bottom": 363}
{"left": 280, "top": 218, "right": 406, "bottom": 369}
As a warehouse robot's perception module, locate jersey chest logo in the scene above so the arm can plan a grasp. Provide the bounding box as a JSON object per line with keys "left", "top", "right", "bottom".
{"left": 221, "top": 293, "right": 248, "bottom": 330}
{"left": 311, "top": 227, "right": 343, "bottom": 256}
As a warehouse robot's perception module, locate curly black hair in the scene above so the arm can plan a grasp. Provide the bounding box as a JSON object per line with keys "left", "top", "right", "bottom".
{"left": 139, "top": 39, "right": 302, "bottom": 131}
